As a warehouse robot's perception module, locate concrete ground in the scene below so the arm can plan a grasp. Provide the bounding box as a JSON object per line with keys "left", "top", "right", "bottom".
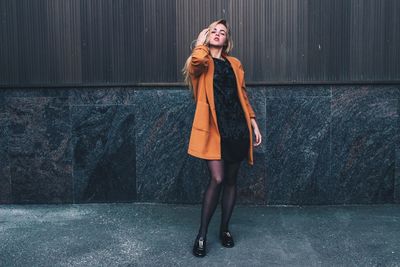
{"left": 0, "top": 203, "right": 399, "bottom": 267}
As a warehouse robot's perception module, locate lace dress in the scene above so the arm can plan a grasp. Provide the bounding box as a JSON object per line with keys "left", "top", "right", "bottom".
{"left": 212, "top": 57, "right": 250, "bottom": 163}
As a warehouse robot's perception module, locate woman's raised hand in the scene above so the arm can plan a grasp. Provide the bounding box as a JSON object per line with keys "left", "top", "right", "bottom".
{"left": 195, "top": 28, "right": 209, "bottom": 46}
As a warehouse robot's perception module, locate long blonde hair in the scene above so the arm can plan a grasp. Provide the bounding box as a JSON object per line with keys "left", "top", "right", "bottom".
{"left": 182, "top": 19, "right": 234, "bottom": 96}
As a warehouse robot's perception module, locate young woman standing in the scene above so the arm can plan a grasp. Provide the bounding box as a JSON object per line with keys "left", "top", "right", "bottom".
{"left": 182, "top": 19, "right": 262, "bottom": 257}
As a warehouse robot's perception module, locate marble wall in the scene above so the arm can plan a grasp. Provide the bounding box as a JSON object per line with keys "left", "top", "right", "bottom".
{"left": 0, "top": 85, "right": 398, "bottom": 205}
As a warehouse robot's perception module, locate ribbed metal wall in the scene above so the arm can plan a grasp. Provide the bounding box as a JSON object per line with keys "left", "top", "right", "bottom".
{"left": 0, "top": 0, "right": 399, "bottom": 86}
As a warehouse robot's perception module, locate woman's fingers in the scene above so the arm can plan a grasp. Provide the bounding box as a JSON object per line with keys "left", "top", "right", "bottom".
{"left": 255, "top": 131, "right": 262, "bottom": 146}
{"left": 196, "top": 28, "right": 209, "bottom": 46}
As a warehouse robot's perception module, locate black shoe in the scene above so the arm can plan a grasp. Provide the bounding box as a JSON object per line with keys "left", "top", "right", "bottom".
{"left": 192, "top": 236, "right": 206, "bottom": 257}
{"left": 220, "top": 231, "right": 234, "bottom": 248}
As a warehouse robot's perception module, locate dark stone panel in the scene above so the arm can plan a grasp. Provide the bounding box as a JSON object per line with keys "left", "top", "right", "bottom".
{"left": 72, "top": 105, "right": 136, "bottom": 203}
{"left": 265, "top": 96, "right": 331, "bottom": 205}
{"left": 396, "top": 96, "right": 400, "bottom": 204}
{"left": 69, "top": 87, "right": 135, "bottom": 106}
{"left": 237, "top": 88, "right": 266, "bottom": 204}
{"left": 0, "top": 91, "right": 11, "bottom": 203}
{"left": 238, "top": 152, "right": 266, "bottom": 204}
{"left": 330, "top": 85, "right": 397, "bottom": 204}
{"left": 0, "top": 118, "right": 11, "bottom": 204}
{"left": 135, "top": 89, "right": 204, "bottom": 203}
{"left": 0, "top": 89, "right": 8, "bottom": 114}
{"left": 9, "top": 156, "right": 73, "bottom": 204}
{"left": 2, "top": 85, "right": 398, "bottom": 205}
{"left": 265, "top": 85, "right": 331, "bottom": 98}
{"left": 6, "top": 96, "right": 73, "bottom": 203}
{"left": 176, "top": 156, "right": 210, "bottom": 204}
{"left": 2, "top": 87, "right": 70, "bottom": 98}
{"left": 396, "top": 148, "right": 400, "bottom": 204}
{"left": 7, "top": 97, "right": 71, "bottom": 160}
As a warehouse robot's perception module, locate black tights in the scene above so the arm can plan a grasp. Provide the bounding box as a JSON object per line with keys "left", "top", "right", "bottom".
{"left": 197, "top": 160, "right": 242, "bottom": 239}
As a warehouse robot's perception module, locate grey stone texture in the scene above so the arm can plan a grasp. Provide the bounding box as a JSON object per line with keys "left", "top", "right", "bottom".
{"left": 0, "top": 84, "right": 398, "bottom": 204}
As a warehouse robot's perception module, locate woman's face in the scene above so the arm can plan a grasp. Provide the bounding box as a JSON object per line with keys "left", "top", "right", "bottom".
{"left": 208, "top": 23, "right": 228, "bottom": 47}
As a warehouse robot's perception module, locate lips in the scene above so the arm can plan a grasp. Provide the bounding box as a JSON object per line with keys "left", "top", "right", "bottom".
{"left": 214, "top": 37, "right": 219, "bottom": 41}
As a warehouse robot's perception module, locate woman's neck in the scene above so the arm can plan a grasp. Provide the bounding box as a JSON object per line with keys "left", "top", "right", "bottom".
{"left": 209, "top": 45, "right": 223, "bottom": 59}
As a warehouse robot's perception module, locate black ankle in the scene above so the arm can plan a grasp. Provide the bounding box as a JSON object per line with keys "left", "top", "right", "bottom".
{"left": 220, "top": 225, "right": 229, "bottom": 233}
{"left": 197, "top": 232, "right": 207, "bottom": 240}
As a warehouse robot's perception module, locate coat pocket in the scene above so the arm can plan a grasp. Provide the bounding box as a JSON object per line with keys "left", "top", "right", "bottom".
{"left": 189, "top": 127, "right": 210, "bottom": 152}
{"left": 192, "top": 100, "right": 210, "bottom": 132}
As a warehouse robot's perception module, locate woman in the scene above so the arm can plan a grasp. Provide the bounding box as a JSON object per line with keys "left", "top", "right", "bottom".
{"left": 182, "top": 19, "right": 262, "bottom": 257}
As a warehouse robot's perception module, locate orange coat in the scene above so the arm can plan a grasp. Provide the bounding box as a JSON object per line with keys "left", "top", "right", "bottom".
{"left": 187, "top": 45, "right": 256, "bottom": 166}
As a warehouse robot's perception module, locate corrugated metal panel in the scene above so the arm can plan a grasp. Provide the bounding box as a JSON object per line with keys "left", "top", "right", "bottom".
{"left": 143, "top": 0, "right": 176, "bottom": 82}
{"left": 175, "top": 0, "right": 229, "bottom": 81}
{"left": 47, "top": 0, "right": 81, "bottom": 83}
{"left": 0, "top": 0, "right": 398, "bottom": 86}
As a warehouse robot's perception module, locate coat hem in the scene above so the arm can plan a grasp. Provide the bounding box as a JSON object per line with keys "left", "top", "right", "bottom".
{"left": 188, "top": 148, "right": 254, "bottom": 166}
{"left": 187, "top": 149, "right": 221, "bottom": 160}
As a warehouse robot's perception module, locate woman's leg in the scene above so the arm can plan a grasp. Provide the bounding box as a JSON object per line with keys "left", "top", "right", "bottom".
{"left": 220, "top": 160, "right": 241, "bottom": 232}
{"left": 197, "top": 160, "right": 224, "bottom": 238}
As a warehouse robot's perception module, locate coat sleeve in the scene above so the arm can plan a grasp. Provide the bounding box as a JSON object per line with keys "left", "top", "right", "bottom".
{"left": 239, "top": 63, "right": 256, "bottom": 119}
{"left": 188, "top": 45, "right": 210, "bottom": 78}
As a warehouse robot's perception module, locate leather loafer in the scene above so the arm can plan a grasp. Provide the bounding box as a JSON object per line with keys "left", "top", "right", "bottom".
{"left": 220, "top": 231, "right": 234, "bottom": 248}
{"left": 192, "top": 236, "right": 206, "bottom": 257}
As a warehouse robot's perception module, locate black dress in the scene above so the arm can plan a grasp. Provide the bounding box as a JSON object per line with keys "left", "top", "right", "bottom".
{"left": 212, "top": 57, "right": 250, "bottom": 163}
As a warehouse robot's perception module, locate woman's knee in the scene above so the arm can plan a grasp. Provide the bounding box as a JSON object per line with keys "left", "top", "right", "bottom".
{"left": 210, "top": 175, "right": 224, "bottom": 185}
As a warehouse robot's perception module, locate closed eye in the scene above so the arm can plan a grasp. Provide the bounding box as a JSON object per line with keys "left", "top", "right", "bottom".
{"left": 212, "top": 29, "right": 226, "bottom": 35}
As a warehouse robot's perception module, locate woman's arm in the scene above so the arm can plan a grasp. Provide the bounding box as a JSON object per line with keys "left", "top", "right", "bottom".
{"left": 239, "top": 62, "right": 262, "bottom": 146}
{"left": 188, "top": 28, "right": 210, "bottom": 77}
{"left": 189, "top": 45, "right": 210, "bottom": 77}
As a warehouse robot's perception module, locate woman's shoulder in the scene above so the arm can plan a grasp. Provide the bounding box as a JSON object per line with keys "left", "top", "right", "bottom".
{"left": 225, "top": 56, "right": 243, "bottom": 68}
{"left": 225, "top": 55, "right": 241, "bottom": 63}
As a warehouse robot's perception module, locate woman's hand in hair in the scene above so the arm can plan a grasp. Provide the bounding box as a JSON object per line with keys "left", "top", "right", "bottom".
{"left": 195, "top": 28, "right": 209, "bottom": 46}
